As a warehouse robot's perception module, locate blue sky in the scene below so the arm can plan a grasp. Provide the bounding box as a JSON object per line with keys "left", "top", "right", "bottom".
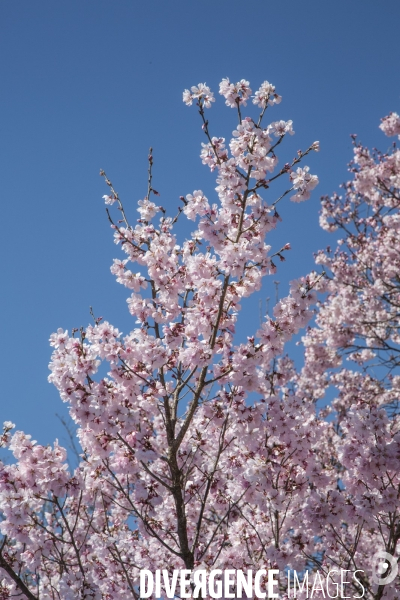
{"left": 1, "top": 1, "right": 399, "bottom": 448}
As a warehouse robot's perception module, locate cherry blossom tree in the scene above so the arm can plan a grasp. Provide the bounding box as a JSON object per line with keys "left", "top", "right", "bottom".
{"left": 294, "top": 110, "right": 400, "bottom": 600}
{"left": 0, "top": 78, "right": 399, "bottom": 600}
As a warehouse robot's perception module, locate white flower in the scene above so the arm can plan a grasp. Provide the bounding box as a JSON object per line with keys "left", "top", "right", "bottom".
{"left": 183, "top": 83, "right": 215, "bottom": 108}
{"left": 290, "top": 166, "right": 319, "bottom": 202}
{"left": 3, "top": 421, "right": 15, "bottom": 430}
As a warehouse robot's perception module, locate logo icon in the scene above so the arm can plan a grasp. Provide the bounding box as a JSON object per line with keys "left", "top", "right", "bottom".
{"left": 372, "top": 551, "right": 398, "bottom": 586}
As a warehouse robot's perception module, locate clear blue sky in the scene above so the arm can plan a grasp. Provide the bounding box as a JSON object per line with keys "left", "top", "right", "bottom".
{"left": 1, "top": 1, "right": 399, "bottom": 448}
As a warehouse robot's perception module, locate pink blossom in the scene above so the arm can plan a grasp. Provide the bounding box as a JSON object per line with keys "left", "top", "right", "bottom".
{"left": 379, "top": 111, "right": 400, "bottom": 138}
{"left": 290, "top": 166, "right": 319, "bottom": 202}
{"left": 253, "top": 80, "right": 282, "bottom": 108}
{"left": 183, "top": 83, "right": 215, "bottom": 108}
{"left": 219, "top": 77, "right": 252, "bottom": 108}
